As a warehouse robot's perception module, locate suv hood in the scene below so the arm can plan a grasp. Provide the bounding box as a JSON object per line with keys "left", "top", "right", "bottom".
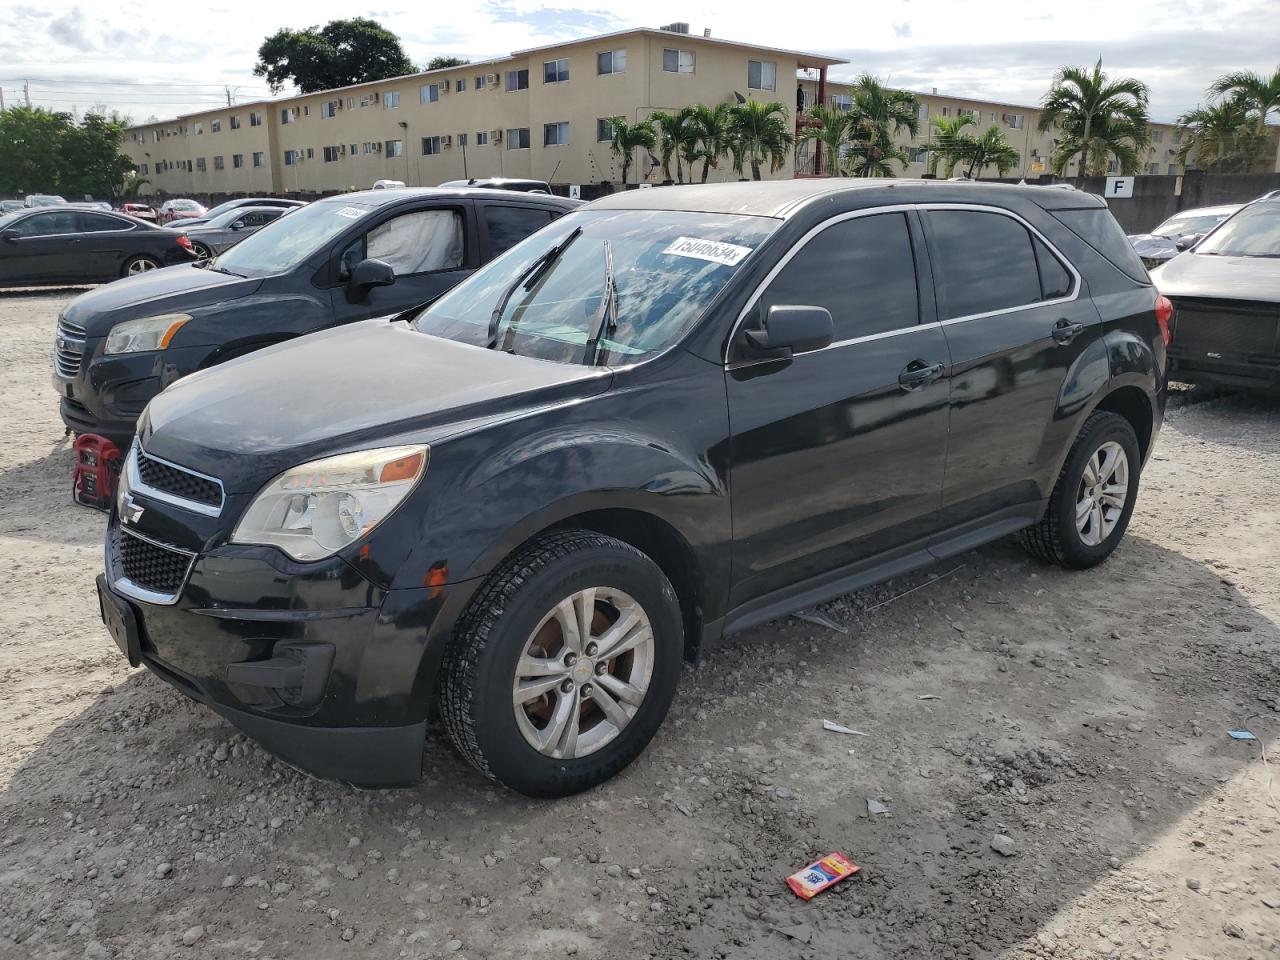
{"left": 1153, "top": 252, "right": 1280, "bottom": 303}
{"left": 61, "top": 264, "right": 263, "bottom": 334}
{"left": 140, "top": 320, "right": 612, "bottom": 493}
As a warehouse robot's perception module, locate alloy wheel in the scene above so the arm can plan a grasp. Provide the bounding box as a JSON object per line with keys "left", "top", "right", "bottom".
{"left": 128, "top": 257, "right": 159, "bottom": 275}
{"left": 512, "top": 587, "right": 655, "bottom": 760}
{"left": 1075, "top": 440, "right": 1129, "bottom": 546}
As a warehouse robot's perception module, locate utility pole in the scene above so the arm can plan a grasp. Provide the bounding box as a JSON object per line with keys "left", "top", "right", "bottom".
{"left": 225, "top": 86, "right": 233, "bottom": 107}
{"left": 24, "top": 80, "right": 31, "bottom": 107}
{"left": 0, "top": 87, "right": 6, "bottom": 111}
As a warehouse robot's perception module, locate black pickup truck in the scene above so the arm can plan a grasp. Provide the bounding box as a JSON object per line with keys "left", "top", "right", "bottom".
{"left": 53, "top": 187, "right": 579, "bottom": 444}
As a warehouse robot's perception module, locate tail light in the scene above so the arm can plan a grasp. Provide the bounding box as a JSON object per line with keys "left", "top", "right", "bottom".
{"left": 175, "top": 234, "right": 193, "bottom": 252}
{"left": 1154, "top": 295, "right": 1173, "bottom": 347}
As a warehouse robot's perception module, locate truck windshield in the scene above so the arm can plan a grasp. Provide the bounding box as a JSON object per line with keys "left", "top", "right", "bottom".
{"left": 414, "top": 209, "right": 777, "bottom": 364}
{"left": 214, "top": 199, "right": 374, "bottom": 276}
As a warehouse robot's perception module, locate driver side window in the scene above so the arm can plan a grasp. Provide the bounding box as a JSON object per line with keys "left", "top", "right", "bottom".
{"left": 350, "top": 208, "right": 465, "bottom": 277}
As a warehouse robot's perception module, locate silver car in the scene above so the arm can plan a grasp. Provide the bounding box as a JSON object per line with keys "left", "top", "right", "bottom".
{"left": 177, "top": 206, "right": 289, "bottom": 262}
{"left": 1127, "top": 204, "right": 1242, "bottom": 268}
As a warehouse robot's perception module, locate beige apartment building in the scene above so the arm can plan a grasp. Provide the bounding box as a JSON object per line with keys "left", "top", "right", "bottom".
{"left": 124, "top": 26, "right": 842, "bottom": 196}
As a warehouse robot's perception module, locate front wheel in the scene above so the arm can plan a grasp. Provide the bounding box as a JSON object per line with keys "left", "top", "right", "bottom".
{"left": 121, "top": 255, "right": 159, "bottom": 278}
{"left": 440, "top": 530, "right": 683, "bottom": 797}
{"left": 1021, "top": 411, "right": 1141, "bottom": 568}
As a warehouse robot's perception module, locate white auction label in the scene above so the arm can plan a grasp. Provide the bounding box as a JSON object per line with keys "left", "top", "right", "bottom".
{"left": 662, "top": 236, "right": 752, "bottom": 266}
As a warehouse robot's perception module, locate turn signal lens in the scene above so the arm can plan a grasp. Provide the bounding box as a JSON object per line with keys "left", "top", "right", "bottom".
{"left": 380, "top": 451, "right": 425, "bottom": 483}
{"left": 1154, "top": 295, "right": 1173, "bottom": 347}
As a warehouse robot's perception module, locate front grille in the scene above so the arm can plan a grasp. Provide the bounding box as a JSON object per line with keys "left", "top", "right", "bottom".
{"left": 54, "top": 316, "right": 87, "bottom": 378}
{"left": 116, "top": 528, "right": 194, "bottom": 597}
{"left": 1171, "top": 298, "right": 1280, "bottom": 359}
{"left": 136, "top": 449, "right": 223, "bottom": 509}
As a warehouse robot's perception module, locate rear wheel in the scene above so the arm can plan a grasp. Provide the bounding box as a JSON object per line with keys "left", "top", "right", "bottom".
{"left": 190, "top": 241, "right": 214, "bottom": 264}
{"left": 121, "top": 255, "right": 159, "bottom": 278}
{"left": 440, "top": 530, "right": 683, "bottom": 797}
{"left": 1021, "top": 411, "right": 1141, "bottom": 568}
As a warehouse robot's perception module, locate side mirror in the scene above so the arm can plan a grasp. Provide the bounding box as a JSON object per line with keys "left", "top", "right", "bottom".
{"left": 1175, "top": 233, "right": 1201, "bottom": 251}
{"left": 1, "top": 229, "right": 18, "bottom": 243}
{"left": 345, "top": 257, "right": 396, "bottom": 303}
{"left": 746, "top": 304, "right": 834, "bottom": 355}
{"left": 229, "top": 220, "right": 245, "bottom": 231}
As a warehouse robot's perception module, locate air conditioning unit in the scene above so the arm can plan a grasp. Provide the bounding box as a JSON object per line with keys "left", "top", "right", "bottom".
{"left": 440, "top": 80, "right": 451, "bottom": 93}
{"left": 490, "top": 129, "right": 502, "bottom": 142}
{"left": 371, "top": 92, "right": 380, "bottom": 102}
{"left": 486, "top": 73, "right": 498, "bottom": 86}
{"left": 442, "top": 135, "right": 452, "bottom": 148}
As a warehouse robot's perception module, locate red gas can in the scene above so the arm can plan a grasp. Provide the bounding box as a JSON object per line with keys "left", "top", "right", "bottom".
{"left": 72, "top": 434, "right": 123, "bottom": 510}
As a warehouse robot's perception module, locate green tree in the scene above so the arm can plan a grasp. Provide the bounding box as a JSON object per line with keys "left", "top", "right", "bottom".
{"left": 606, "top": 116, "right": 656, "bottom": 185}
{"left": 649, "top": 108, "right": 699, "bottom": 183}
{"left": 799, "top": 105, "right": 853, "bottom": 176}
{"left": 426, "top": 56, "right": 470, "bottom": 70}
{"left": 1038, "top": 59, "right": 1151, "bottom": 179}
{"left": 61, "top": 114, "right": 135, "bottom": 199}
{"left": 961, "top": 125, "right": 1021, "bottom": 178}
{"left": 1175, "top": 98, "right": 1265, "bottom": 172}
{"left": 1208, "top": 66, "right": 1280, "bottom": 126}
{"left": 0, "top": 106, "right": 135, "bottom": 198}
{"left": 925, "top": 112, "right": 976, "bottom": 176}
{"left": 727, "top": 99, "right": 793, "bottom": 180}
{"left": 844, "top": 74, "right": 919, "bottom": 177}
{"left": 254, "top": 18, "right": 416, "bottom": 94}
{"left": 689, "top": 103, "right": 732, "bottom": 183}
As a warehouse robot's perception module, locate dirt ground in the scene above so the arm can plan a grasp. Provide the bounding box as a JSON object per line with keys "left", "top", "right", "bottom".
{"left": 1, "top": 288, "right": 1278, "bottom": 960}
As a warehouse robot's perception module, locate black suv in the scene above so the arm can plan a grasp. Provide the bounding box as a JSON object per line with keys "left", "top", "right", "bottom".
{"left": 53, "top": 188, "right": 579, "bottom": 444}
{"left": 97, "top": 180, "right": 1167, "bottom": 797}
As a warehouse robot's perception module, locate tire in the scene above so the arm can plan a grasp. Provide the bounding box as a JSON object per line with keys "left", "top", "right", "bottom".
{"left": 121, "top": 255, "right": 160, "bottom": 278}
{"left": 1021, "top": 411, "right": 1141, "bottom": 569}
{"left": 440, "top": 530, "right": 683, "bottom": 798}
{"left": 191, "top": 242, "right": 214, "bottom": 264}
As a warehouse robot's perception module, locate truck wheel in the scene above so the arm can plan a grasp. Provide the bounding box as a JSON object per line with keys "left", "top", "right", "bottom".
{"left": 1020, "top": 411, "right": 1141, "bottom": 569}
{"left": 440, "top": 530, "right": 683, "bottom": 797}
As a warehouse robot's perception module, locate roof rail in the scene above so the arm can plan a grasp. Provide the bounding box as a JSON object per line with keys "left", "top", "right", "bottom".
{"left": 1258, "top": 189, "right": 1280, "bottom": 201}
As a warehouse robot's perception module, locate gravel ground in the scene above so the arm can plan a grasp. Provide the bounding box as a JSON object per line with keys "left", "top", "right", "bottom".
{"left": 2, "top": 289, "right": 1278, "bottom": 960}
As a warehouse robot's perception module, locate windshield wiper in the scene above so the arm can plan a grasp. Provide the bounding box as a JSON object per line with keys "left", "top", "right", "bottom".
{"left": 582, "top": 239, "right": 617, "bottom": 367}
{"left": 486, "top": 226, "right": 582, "bottom": 349}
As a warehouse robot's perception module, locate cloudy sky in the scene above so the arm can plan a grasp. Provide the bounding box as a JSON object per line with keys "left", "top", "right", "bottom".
{"left": 2, "top": 0, "right": 1276, "bottom": 124}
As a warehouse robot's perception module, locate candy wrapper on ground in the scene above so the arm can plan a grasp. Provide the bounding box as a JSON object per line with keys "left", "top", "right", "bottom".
{"left": 786, "top": 852, "right": 861, "bottom": 900}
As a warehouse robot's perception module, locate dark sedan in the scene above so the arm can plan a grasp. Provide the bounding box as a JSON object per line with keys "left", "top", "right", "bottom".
{"left": 0, "top": 208, "right": 191, "bottom": 286}
{"left": 178, "top": 206, "right": 289, "bottom": 261}
{"left": 1153, "top": 196, "right": 1280, "bottom": 391}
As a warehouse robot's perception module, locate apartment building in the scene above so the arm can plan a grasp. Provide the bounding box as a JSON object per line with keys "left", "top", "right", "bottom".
{"left": 795, "top": 78, "right": 1184, "bottom": 179}
{"left": 122, "top": 25, "right": 844, "bottom": 196}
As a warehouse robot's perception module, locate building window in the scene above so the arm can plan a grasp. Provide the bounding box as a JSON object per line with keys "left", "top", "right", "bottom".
{"left": 139, "top": 163, "right": 149, "bottom": 175}
{"left": 305, "top": 147, "right": 315, "bottom": 159}
{"left": 385, "top": 139, "right": 404, "bottom": 158}
{"left": 384, "top": 90, "right": 401, "bottom": 109}
{"left": 213, "top": 155, "right": 224, "bottom": 170}
{"left": 476, "top": 131, "right": 488, "bottom": 145}
{"left": 232, "top": 154, "right": 244, "bottom": 168}
{"left": 322, "top": 100, "right": 339, "bottom": 118}
{"left": 597, "top": 118, "right": 616, "bottom": 142}
{"left": 229, "top": 115, "right": 241, "bottom": 130}
{"left": 475, "top": 74, "right": 487, "bottom": 90}
{"left": 422, "top": 136, "right": 442, "bottom": 156}
{"left": 663, "top": 48, "right": 694, "bottom": 73}
{"left": 456, "top": 77, "right": 466, "bottom": 92}
{"left": 544, "top": 121, "right": 570, "bottom": 146}
{"left": 831, "top": 94, "right": 852, "bottom": 111}
{"left": 194, "top": 122, "right": 204, "bottom": 135}
{"left": 506, "top": 69, "right": 529, "bottom": 91}
{"left": 281, "top": 108, "right": 296, "bottom": 124}
{"left": 1146, "top": 162, "right": 1159, "bottom": 174}
{"left": 211, "top": 119, "right": 221, "bottom": 132}
{"left": 195, "top": 157, "right": 207, "bottom": 172}
{"left": 506, "top": 127, "right": 530, "bottom": 149}
{"left": 1152, "top": 129, "right": 1163, "bottom": 143}
{"left": 1002, "top": 113, "right": 1023, "bottom": 129}
{"left": 747, "top": 59, "right": 776, "bottom": 91}
{"left": 350, "top": 143, "right": 358, "bottom": 154}
{"left": 303, "top": 105, "right": 310, "bottom": 116}
{"left": 457, "top": 132, "right": 468, "bottom": 146}
{"left": 362, "top": 142, "right": 375, "bottom": 154}
{"left": 1167, "top": 163, "right": 1176, "bottom": 174}
{"left": 421, "top": 83, "right": 440, "bottom": 103}
{"left": 250, "top": 112, "right": 262, "bottom": 127}
{"left": 543, "top": 58, "right": 569, "bottom": 83}
{"left": 941, "top": 106, "right": 950, "bottom": 117}
{"left": 252, "top": 151, "right": 264, "bottom": 167}
{"left": 323, "top": 146, "right": 341, "bottom": 162}
{"left": 283, "top": 150, "right": 298, "bottom": 166}
{"left": 597, "top": 49, "right": 626, "bottom": 74}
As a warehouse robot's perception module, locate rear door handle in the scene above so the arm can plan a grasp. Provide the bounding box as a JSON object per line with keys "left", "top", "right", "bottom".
{"left": 1051, "top": 318, "right": 1085, "bottom": 345}
{"left": 898, "top": 359, "right": 945, "bottom": 390}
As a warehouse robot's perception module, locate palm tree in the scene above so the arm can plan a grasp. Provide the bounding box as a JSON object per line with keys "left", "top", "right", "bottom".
{"left": 727, "top": 99, "right": 793, "bottom": 180}
{"left": 1208, "top": 67, "right": 1280, "bottom": 126}
{"left": 1175, "top": 98, "right": 1263, "bottom": 173}
{"left": 1038, "top": 59, "right": 1151, "bottom": 180}
{"left": 799, "top": 105, "right": 852, "bottom": 176}
{"left": 649, "top": 108, "right": 698, "bottom": 183}
{"left": 606, "top": 116, "right": 656, "bottom": 186}
{"left": 844, "top": 74, "right": 919, "bottom": 177}
{"left": 925, "top": 112, "right": 976, "bottom": 176}
{"left": 689, "top": 103, "right": 732, "bottom": 183}
{"left": 962, "top": 125, "right": 1021, "bottom": 178}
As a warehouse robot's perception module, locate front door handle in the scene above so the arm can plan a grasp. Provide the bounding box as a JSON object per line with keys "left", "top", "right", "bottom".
{"left": 1051, "top": 318, "right": 1085, "bottom": 345}
{"left": 898, "top": 359, "right": 945, "bottom": 390}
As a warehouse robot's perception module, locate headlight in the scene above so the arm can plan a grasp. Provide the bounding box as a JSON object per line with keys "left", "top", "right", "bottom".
{"left": 231, "top": 445, "right": 429, "bottom": 561}
{"left": 104, "top": 314, "right": 192, "bottom": 354}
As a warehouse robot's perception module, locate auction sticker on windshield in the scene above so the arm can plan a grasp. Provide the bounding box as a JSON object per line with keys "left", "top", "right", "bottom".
{"left": 663, "top": 236, "right": 752, "bottom": 267}
{"left": 335, "top": 206, "right": 366, "bottom": 219}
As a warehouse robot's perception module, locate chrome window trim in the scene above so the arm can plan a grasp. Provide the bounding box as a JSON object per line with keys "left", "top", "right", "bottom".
{"left": 723, "top": 202, "right": 1082, "bottom": 364}
{"left": 111, "top": 525, "right": 196, "bottom": 606}
{"left": 129, "top": 443, "right": 226, "bottom": 517}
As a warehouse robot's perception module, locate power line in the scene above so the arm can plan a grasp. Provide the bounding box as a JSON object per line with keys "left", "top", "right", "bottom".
{"left": 0, "top": 76, "right": 273, "bottom": 92}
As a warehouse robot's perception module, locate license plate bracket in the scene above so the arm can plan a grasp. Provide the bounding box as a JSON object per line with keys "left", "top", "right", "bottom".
{"left": 97, "top": 574, "right": 141, "bottom": 667}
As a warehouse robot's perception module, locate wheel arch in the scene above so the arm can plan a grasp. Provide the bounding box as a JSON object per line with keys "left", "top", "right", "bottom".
{"left": 1091, "top": 383, "right": 1156, "bottom": 462}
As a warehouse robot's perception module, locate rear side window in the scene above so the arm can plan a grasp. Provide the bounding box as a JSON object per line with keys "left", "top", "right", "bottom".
{"left": 754, "top": 212, "right": 919, "bottom": 341}
{"left": 80, "top": 213, "right": 131, "bottom": 232}
{"left": 1050, "top": 207, "right": 1149, "bottom": 283}
{"left": 1034, "top": 238, "right": 1073, "bottom": 300}
{"left": 928, "top": 210, "right": 1042, "bottom": 319}
{"left": 485, "top": 205, "right": 555, "bottom": 256}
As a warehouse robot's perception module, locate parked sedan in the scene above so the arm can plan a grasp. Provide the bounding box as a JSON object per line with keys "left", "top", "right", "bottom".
{"left": 0, "top": 208, "right": 191, "bottom": 287}
{"left": 25, "top": 194, "right": 67, "bottom": 208}
{"left": 0, "top": 200, "right": 24, "bottom": 215}
{"left": 53, "top": 188, "right": 579, "bottom": 443}
{"left": 177, "top": 206, "right": 289, "bottom": 261}
{"left": 157, "top": 199, "right": 206, "bottom": 224}
{"left": 1154, "top": 196, "right": 1280, "bottom": 391}
{"left": 1128, "top": 204, "right": 1241, "bottom": 268}
{"left": 179, "top": 197, "right": 305, "bottom": 229}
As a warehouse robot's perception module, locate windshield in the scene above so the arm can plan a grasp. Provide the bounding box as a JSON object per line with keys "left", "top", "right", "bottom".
{"left": 1194, "top": 204, "right": 1280, "bottom": 258}
{"left": 414, "top": 209, "right": 778, "bottom": 364}
{"left": 202, "top": 208, "right": 257, "bottom": 229}
{"left": 214, "top": 199, "right": 372, "bottom": 276}
{"left": 1152, "top": 212, "right": 1230, "bottom": 238}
